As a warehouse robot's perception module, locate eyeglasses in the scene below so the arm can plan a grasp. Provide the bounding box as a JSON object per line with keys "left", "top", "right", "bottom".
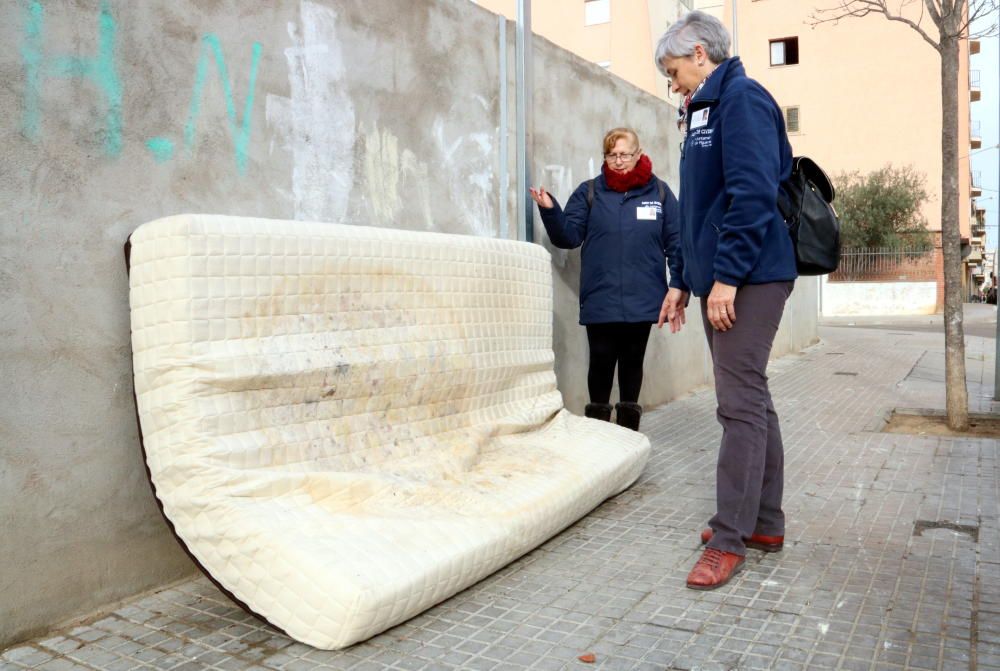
{"left": 605, "top": 152, "right": 638, "bottom": 163}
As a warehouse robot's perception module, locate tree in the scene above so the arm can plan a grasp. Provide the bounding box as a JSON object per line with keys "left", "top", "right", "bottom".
{"left": 834, "top": 165, "right": 932, "bottom": 249}
{"left": 811, "top": 0, "right": 999, "bottom": 430}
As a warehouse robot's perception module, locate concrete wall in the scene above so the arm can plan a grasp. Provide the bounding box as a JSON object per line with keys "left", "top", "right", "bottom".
{"left": 0, "top": 0, "right": 818, "bottom": 646}
{"left": 821, "top": 277, "right": 938, "bottom": 316}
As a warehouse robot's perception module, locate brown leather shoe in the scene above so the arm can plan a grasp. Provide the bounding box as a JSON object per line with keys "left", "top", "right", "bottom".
{"left": 686, "top": 548, "right": 745, "bottom": 590}
{"left": 700, "top": 528, "right": 784, "bottom": 553}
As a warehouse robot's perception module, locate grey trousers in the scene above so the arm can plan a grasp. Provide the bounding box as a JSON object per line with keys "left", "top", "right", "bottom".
{"left": 700, "top": 281, "right": 794, "bottom": 555}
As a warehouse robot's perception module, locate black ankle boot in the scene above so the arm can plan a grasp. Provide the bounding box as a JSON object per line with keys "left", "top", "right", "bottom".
{"left": 584, "top": 402, "right": 613, "bottom": 422}
{"left": 615, "top": 402, "right": 642, "bottom": 431}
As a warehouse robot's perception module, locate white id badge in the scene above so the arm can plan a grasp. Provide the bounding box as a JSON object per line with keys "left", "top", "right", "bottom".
{"left": 690, "top": 107, "right": 710, "bottom": 130}
{"left": 636, "top": 206, "right": 657, "bottom": 220}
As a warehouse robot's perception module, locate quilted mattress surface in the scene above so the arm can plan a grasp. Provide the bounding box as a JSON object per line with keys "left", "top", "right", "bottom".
{"left": 127, "top": 214, "right": 650, "bottom": 649}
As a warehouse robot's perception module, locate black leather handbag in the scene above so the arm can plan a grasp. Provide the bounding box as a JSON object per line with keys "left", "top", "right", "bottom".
{"left": 778, "top": 156, "right": 842, "bottom": 276}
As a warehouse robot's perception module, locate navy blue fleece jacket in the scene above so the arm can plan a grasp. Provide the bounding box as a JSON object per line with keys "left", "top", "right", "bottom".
{"left": 539, "top": 174, "right": 680, "bottom": 324}
{"left": 669, "top": 57, "right": 797, "bottom": 297}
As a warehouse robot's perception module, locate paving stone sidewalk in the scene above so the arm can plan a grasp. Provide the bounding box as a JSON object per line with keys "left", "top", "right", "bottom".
{"left": 4, "top": 323, "right": 1000, "bottom": 671}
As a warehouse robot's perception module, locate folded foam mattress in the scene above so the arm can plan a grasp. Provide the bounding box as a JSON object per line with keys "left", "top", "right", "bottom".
{"left": 126, "top": 214, "right": 650, "bottom": 649}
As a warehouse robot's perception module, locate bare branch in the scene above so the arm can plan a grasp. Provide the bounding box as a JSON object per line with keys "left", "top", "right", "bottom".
{"left": 808, "top": 0, "right": 997, "bottom": 49}
{"left": 809, "top": 0, "right": 942, "bottom": 49}
{"left": 968, "top": 0, "right": 1000, "bottom": 20}
{"left": 885, "top": 14, "right": 941, "bottom": 51}
{"left": 923, "top": 0, "right": 942, "bottom": 24}
{"left": 809, "top": 0, "right": 884, "bottom": 28}
{"left": 885, "top": 12, "right": 945, "bottom": 48}
{"left": 968, "top": 22, "right": 1000, "bottom": 38}
{"left": 964, "top": 0, "right": 1000, "bottom": 38}
{"left": 970, "top": 0, "right": 1000, "bottom": 15}
{"left": 940, "top": 0, "right": 956, "bottom": 23}
{"left": 944, "top": 0, "right": 1000, "bottom": 38}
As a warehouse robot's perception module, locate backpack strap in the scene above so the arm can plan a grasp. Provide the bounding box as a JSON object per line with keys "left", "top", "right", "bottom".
{"left": 777, "top": 182, "right": 795, "bottom": 223}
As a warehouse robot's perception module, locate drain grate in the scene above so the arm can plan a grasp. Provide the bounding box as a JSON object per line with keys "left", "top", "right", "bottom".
{"left": 913, "top": 520, "right": 979, "bottom": 542}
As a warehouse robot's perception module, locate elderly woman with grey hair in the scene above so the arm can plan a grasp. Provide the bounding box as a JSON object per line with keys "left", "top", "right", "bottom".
{"left": 654, "top": 11, "right": 798, "bottom": 590}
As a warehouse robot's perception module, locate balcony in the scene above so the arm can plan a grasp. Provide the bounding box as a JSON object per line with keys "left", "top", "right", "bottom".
{"left": 972, "top": 170, "right": 983, "bottom": 197}
{"left": 973, "top": 215, "right": 986, "bottom": 237}
{"left": 972, "top": 120, "right": 982, "bottom": 149}
{"left": 971, "top": 70, "right": 981, "bottom": 102}
{"left": 975, "top": 207, "right": 987, "bottom": 238}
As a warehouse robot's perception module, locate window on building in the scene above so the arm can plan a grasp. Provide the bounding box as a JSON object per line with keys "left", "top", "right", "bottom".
{"left": 769, "top": 37, "right": 799, "bottom": 66}
{"left": 784, "top": 106, "right": 800, "bottom": 133}
{"left": 585, "top": 0, "right": 611, "bottom": 26}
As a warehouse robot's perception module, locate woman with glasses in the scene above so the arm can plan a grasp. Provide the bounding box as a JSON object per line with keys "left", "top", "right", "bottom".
{"left": 528, "top": 127, "right": 679, "bottom": 432}
{"left": 655, "top": 11, "right": 797, "bottom": 591}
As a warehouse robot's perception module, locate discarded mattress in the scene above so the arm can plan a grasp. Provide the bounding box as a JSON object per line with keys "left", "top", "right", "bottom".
{"left": 126, "top": 214, "right": 650, "bottom": 650}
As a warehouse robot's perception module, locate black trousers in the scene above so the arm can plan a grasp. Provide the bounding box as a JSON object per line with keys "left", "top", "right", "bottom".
{"left": 585, "top": 322, "right": 652, "bottom": 404}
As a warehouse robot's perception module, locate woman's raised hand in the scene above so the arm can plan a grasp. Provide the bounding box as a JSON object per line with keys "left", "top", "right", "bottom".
{"left": 528, "top": 187, "right": 554, "bottom": 209}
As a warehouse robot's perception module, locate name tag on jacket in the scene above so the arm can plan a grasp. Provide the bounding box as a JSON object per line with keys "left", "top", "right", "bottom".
{"left": 636, "top": 206, "right": 658, "bottom": 220}
{"left": 690, "top": 108, "right": 710, "bottom": 130}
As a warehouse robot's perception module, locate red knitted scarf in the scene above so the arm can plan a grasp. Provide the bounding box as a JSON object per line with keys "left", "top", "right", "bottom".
{"left": 602, "top": 154, "right": 654, "bottom": 192}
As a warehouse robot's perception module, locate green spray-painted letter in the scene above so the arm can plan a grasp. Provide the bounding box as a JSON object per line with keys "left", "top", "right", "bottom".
{"left": 183, "top": 35, "right": 262, "bottom": 175}
{"left": 22, "top": 0, "right": 123, "bottom": 156}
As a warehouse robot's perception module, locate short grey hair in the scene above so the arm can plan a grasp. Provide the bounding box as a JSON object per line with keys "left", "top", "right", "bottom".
{"left": 654, "top": 10, "right": 731, "bottom": 76}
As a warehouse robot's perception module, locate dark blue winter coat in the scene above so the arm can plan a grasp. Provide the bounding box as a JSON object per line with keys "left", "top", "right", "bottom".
{"left": 538, "top": 174, "right": 680, "bottom": 325}
{"left": 668, "top": 57, "right": 798, "bottom": 297}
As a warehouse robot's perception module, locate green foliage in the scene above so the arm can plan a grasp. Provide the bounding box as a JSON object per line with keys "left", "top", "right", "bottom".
{"left": 833, "top": 165, "right": 932, "bottom": 249}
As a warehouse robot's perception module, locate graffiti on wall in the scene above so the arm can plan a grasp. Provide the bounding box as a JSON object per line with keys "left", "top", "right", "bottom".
{"left": 19, "top": 0, "right": 499, "bottom": 233}
{"left": 21, "top": 0, "right": 262, "bottom": 174}
{"left": 21, "top": 0, "right": 122, "bottom": 156}
{"left": 147, "top": 35, "right": 262, "bottom": 174}
{"left": 432, "top": 117, "right": 496, "bottom": 238}
{"left": 264, "top": 0, "right": 496, "bottom": 235}
{"left": 265, "top": 0, "right": 356, "bottom": 222}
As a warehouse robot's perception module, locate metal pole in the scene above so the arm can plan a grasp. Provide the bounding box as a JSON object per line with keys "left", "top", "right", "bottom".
{"left": 993, "top": 35, "right": 1000, "bottom": 400}
{"left": 731, "top": 0, "right": 739, "bottom": 57}
{"left": 516, "top": 0, "right": 533, "bottom": 243}
{"left": 498, "top": 16, "right": 509, "bottom": 240}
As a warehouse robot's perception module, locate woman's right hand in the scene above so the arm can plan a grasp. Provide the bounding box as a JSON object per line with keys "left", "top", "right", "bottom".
{"left": 528, "top": 187, "right": 554, "bottom": 209}
{"left": 657, "top": 288, "right": 689, "bottom": 334}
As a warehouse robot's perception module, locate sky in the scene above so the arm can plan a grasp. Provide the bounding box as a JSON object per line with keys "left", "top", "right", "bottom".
{"left": 970, "top": 14, "right": 999, "bottom": 251}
